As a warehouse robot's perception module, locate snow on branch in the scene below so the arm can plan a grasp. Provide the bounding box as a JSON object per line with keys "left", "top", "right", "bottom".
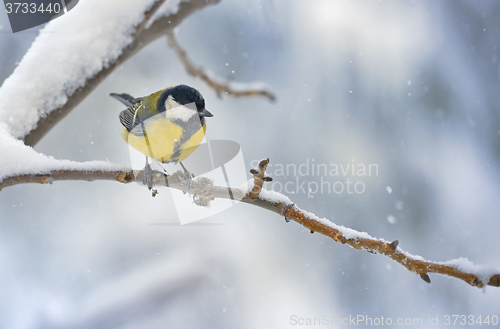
{"left": 1, "top": 158, "right": 498, "bottom": 289}
{"left": 0, "top": 122, "right": 127, "bottom": 184}
{"left": 167, "top": 31, "right": 276, "bottom": 101}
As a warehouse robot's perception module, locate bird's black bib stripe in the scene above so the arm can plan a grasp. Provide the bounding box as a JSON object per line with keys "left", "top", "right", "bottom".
{"left": 169, "top": 115, "right": 206, "bottom": 163}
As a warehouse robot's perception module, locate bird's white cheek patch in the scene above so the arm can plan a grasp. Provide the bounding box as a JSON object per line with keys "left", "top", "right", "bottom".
{"left": 165, "top": 101, "right": 198, "bottom": 122}
{"left": 164, "top": 94, "right": 179, "bottom": 110}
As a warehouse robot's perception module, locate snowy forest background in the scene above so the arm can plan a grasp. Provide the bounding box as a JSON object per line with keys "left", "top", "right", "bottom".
{"left": 1, "top": 0, "right": 499, "bottom": 328}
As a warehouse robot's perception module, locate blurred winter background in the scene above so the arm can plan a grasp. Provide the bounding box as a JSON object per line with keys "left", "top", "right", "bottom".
{"left": 1, "top": 0, "right": 500, "bottom": 328}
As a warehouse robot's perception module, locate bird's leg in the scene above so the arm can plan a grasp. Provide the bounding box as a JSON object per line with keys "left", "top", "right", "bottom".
{"left": 179, "top": 162, "right": 194, "bottom": 192}
{"left": 143, "top": 157, "right": 156, "bottom": 195}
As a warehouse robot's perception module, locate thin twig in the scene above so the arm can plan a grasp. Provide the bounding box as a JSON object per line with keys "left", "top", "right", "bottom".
{"left": 167, "top": 31, "right": 276, "bottom": 101}
{"left": 1, "top": 159, "right": 498, "bottom": 289}
{"left": 249, "top": 158, "right": 272, "bottom": 198}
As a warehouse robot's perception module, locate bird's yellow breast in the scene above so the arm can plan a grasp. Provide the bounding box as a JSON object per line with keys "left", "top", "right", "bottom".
{"left": 121, "top": 117, "right": 206, "bottom": 163}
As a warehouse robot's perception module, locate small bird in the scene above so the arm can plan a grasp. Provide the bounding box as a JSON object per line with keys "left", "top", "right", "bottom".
{"left": 110, "top": 85, "right": 213, "bottom": 190}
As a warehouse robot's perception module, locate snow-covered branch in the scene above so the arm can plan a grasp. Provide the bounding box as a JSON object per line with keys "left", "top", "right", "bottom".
{"left": 245, "top": 159, "right": 500, "bottom": 289}
{"left": 1, "top": 158, "right": 498, "bottom": 289}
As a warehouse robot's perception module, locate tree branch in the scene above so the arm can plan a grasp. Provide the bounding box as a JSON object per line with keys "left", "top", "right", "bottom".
{"left": 0, "top": 169, "right": 135, "bottom": 190}
{"left": 23, "top": 0, "right": 221, "bottom": 147}
{"left": 1, "top": 158, "right": 498, "bottom": 289}
{"left": 167, "top": 31, "right": 276, "bottom": 101}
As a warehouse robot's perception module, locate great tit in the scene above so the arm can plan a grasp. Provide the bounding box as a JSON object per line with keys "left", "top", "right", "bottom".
{"left": 110, "top": 85, "right": 213, "bottom": 189}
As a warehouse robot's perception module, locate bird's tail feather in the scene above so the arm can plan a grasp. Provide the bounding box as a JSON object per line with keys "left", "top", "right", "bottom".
{"left": 110, "top": 93, "right": 136, "bottom": 107}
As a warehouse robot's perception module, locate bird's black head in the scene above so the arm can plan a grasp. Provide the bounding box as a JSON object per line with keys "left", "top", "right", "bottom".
{"left": 170, "top": 85, "right": 205, "bottom": 110}
{"left": 157, "top": 85, "right": 213, "bottom": 122}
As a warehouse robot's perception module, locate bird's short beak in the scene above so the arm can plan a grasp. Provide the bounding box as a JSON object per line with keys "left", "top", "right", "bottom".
{"left": 200, "top": 108, "right": 213, "bottom": 117}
